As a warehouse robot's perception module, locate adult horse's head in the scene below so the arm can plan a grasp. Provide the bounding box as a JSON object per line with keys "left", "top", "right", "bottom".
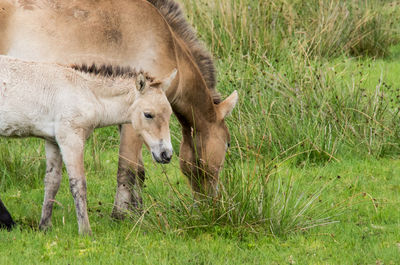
{"left": 131, "top": 69, "right": 177, "bottom": 164}
{"left": 179, "top": 90, "right": 238, "bottom": 197}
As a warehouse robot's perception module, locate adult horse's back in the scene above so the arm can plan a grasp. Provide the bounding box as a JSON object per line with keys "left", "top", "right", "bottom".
{"left": 0, "top": 0, "right": 238, "bottom": 219}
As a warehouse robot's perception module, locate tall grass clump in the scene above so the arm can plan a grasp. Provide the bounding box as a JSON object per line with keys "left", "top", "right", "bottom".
{"left": 128, "top": 154, "right": 343, "bottom": 238}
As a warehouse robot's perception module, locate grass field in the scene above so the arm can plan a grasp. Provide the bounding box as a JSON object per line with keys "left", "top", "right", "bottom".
{"left": 1, "top": 0, "right": 400, "bottom": 264}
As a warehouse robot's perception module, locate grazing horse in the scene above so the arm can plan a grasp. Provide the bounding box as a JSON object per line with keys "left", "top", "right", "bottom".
{"left": 0, "top": 55, "right": 176, "bottom": 234}
{"left": 0, "top": 0, "right": 238, "bottom": 218}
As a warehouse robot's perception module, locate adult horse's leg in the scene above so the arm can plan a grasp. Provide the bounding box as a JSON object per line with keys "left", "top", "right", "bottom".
{"left": 39, "top": 140, "right": 63, "bottom": 231}
{"left": 0, "top": 197, "right": 15, "bottom": 230}
{"left": 56, "top": 129, "right": 91, "bottom": 235}
{"left": 112, "top": 124, "right": 145, "bottom": 219}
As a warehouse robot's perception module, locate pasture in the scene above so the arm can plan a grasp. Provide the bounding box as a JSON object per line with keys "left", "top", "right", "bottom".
{"left": 1, "top": 0, "right": 400, "bottom": 264}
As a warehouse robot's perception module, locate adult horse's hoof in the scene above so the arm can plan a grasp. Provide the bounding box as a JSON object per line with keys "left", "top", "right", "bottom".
{"left": 38, "top": 221, "right": 53, "bottom": 232}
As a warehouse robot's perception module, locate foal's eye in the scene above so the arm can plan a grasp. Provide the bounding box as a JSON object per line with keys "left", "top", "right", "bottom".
{"left": 227, "top": 142, "right": 231, "bottom": 148}
{"left": 144, "top": 112, "right": 154, "bottom": 119}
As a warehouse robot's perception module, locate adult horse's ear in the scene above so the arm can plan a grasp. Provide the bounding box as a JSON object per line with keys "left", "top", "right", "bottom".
{"left": 136, "top": 73, "right": 146, "bottom": 92}
{"left": 217, "top": 90, "right": 238, "bottom": 119}
{"left": 160, "top": 69, "right": 177, "bottom": 92}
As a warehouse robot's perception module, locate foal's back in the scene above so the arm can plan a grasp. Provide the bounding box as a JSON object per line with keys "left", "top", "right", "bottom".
{"left": 0, "top": 55, "right": 79, "bottom": 98}
{"left": 0, "top": 56, "right": 89, "bottom": 138}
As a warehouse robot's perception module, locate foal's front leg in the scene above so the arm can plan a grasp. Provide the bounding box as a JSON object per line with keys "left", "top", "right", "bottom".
{"left": 39, "top": 140, "right": 63, "bottom": 231}
{"left": 56, "top": 129, "right": 91, "bottom": 235}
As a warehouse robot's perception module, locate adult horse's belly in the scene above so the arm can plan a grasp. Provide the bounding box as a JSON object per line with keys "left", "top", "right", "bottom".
{"left": 4, "top": 0, "right": 176, "bottom": 76}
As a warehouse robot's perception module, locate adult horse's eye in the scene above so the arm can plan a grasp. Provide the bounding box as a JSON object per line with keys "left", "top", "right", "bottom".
{"left": 144, "top": 112, "right": 154, "bottom": 119}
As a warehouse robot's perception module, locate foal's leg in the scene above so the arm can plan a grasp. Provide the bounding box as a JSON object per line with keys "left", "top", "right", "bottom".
{"left": 112, "top": 124, "right": 145, "bottom": 219}
{"left": 56, "top": 130, "right": 91, "bottom": 235}
{"left": 39, "top": 141, "right": 63, "bottom": 230}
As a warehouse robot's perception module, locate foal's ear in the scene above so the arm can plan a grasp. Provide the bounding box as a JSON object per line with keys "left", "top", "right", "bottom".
{"left": 135, "top": 73, "right": 146, "bottom": 92}
{"left": 217, "top": 90, "right": 238, "bottom": 119}
{"left": 159, "top": 69, "right": 178, "bottom": 92}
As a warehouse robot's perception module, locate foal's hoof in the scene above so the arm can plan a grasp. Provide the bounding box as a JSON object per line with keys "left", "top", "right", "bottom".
{"left": 38, "top": 225, "right": 52, "bottom": 233}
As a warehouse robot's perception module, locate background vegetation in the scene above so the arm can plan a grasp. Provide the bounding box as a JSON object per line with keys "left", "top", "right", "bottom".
{"left": 1, "top": 0, "right": 400, "bottom": 264}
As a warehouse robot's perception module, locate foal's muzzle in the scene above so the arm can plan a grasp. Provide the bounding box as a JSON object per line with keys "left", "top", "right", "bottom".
{"left": 161, "top": 150, "right": 172, "bottom": 163}
{"left": 151, "top": 141, "right": 173, "bottom": 164}
{"left": 152, "top": 149, "right": 173, "bottom": 164}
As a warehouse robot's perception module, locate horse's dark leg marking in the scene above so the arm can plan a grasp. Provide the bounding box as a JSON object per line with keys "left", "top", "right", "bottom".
{"left": 39, "top": 140, "right": 63, "bottom": 231}
{"left": 112, "top": 124, "right": 145, "bottom": 219}
{"left": 56, "top": 130, "right": 91, "bottom": 235}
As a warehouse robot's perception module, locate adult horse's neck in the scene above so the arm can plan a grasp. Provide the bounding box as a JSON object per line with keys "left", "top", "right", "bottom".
{"left": 170, "top": 37, "right": 217, "bottom": 133}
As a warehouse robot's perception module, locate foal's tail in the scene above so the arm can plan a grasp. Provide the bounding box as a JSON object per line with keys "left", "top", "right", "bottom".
{"left": 0, "top": 197, "right": 15, "bottom": 230}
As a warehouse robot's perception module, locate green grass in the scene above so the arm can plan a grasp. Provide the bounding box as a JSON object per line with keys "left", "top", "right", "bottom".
{"left": 1, "top": 0, "right": 400, "bottom": 263}
{"left": 0, "top": 146, "right": 399, "bottom": 264}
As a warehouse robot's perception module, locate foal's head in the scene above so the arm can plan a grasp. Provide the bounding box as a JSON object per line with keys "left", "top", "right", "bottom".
{"left": 131, "top": 70, "right": 177, "bottom": 164}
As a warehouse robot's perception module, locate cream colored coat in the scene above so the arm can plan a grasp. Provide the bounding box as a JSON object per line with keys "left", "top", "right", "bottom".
{"left": 0, "top": 55, "right": 176, "bottom": 234}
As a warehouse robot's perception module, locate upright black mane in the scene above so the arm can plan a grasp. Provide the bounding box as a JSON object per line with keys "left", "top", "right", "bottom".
{"left": 71, "top": 63, "right": 136, "bottom": 78}
{"left": 70, "top": 63, "right": 155, "bottom": 82}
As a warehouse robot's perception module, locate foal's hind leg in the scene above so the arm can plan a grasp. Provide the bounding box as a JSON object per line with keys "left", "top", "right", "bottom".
{"left": 112, "top": 124, "right": 145, "bottom": 219}
{"left": 39, "top": 140, "right": 63, "bottom": 231}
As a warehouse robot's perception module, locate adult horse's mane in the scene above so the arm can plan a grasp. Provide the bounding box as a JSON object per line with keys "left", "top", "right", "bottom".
{"left": 146, "top": 0, "right": 221, "bottom": 104}
{"left": 70, "top": 63, "right": 155, "bottom": 82}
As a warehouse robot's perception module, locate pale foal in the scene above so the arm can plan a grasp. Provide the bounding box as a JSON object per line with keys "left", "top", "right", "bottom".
{"left": 0, "top": 55, "right": 176, "bottom": 235}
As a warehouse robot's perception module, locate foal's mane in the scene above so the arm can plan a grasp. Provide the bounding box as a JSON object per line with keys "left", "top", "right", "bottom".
{"left": 70, "top": 63, "right": 155, "bottom": 82}
{"left": 146, "top": 0, "right": 221, "bottom": 104}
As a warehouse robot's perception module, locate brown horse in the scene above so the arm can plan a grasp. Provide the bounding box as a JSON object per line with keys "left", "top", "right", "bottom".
{"left": 0, "top": 0, "right": 238, "bottom": 218}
